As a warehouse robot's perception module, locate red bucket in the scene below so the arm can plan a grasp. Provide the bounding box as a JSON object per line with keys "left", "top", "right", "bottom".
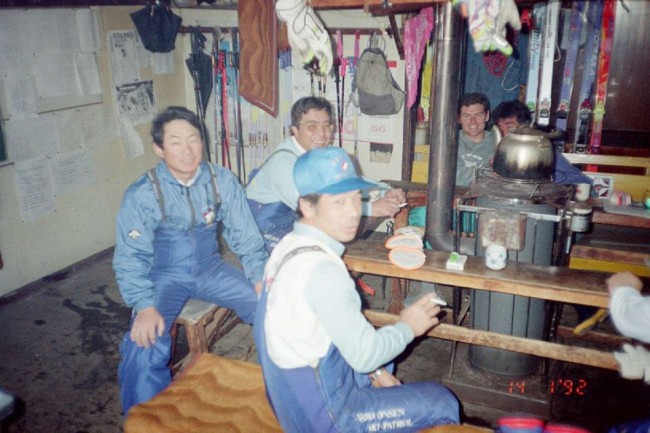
{"left": 544, "top": 424, "right": 592, "bottom": 433}
{"left": 497, "top": 416, "right": 545, "bottom": 433}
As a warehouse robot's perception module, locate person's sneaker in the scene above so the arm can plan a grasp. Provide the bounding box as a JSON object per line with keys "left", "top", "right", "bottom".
{"left": 573, "top": 308, "right": 609, "bottom": 335}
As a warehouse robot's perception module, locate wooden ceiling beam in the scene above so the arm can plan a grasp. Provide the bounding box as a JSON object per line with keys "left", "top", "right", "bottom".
{"left": 0, "top": 0, "right": 148, "bottom": 6}
{"left": 312, "top": 0, "right": 446, "bottom": 11}
{"left": 312, "top": 0, "right": 547, "bottom": 11}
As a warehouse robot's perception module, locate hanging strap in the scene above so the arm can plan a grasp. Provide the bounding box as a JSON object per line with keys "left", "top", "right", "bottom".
{"left": 218, "top": 49, "right": 232, "bottom": 169}
{"left": 354, "top": 31, "right": 360, "bottom": 69}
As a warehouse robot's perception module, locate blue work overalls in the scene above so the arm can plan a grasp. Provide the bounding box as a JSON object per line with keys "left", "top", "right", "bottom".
{"left": 254, "top": 247, "right": 460, "bottom": 433}
{"left": 246, "top": 148, "right": 298, "bottom": 253}
{"left": 247, "top": 199, "right": 295, "bottom": 253}
{"left": 118, "top": 172, "right": 258, "bottom": 414}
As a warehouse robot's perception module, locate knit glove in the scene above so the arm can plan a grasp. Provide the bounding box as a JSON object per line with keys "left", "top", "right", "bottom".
{"left": 275, "top": 0, "right": 333, "bottom": 75}
{"left": 614, "top": 344, "right": 650, "bottom": 384}
{"left": 452, "top": 0, "right": 520, "bottom": 56}
{"left": 496, "top": 0, "right": 521, "bottom": 38}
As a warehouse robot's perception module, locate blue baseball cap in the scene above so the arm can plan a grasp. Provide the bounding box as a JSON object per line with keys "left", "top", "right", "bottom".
{"left": 294, "top": 147, "right": 379, "bottom": 196}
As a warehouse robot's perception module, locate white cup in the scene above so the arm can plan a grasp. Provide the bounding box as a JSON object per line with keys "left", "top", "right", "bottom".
{"left": 485, "top": 244, "right": 507, "bottom": 270}
{"left": 575, "top": 183, "right": 591, "bottom": 201}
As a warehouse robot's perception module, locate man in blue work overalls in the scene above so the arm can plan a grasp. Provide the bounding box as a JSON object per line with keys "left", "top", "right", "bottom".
{"left": 246, "top": 96, "right": 405, "bottom": 253}
{"left": 113, "top": 106, "right": 268, "bottom": 414}
{"left": 255, "top": 147, "right": 459, "bottom": 433}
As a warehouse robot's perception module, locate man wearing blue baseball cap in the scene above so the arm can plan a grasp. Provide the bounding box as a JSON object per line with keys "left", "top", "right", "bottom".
{"left": 254, "top": 147, "right": 460, "bottom": 433}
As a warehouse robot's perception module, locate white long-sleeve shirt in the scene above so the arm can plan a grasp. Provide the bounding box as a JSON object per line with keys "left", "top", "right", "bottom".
{"left": 264, "top": 222, "right": 413, "bottom": 372}
{"left": 610, "top": 286, "right": 650, "bottom": 344}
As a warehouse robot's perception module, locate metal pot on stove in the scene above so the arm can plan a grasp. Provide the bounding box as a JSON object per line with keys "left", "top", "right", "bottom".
{"left": 492, "top": 126, "right": 554, "bottom": 181}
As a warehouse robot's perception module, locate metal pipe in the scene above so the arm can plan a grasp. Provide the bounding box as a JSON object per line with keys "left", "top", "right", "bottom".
{"left": 425, "top": 1, "right": 467, "bottom": 252}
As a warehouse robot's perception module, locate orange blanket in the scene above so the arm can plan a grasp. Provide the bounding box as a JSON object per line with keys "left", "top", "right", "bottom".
{"left": 124, "top": 353, "right": 282, "bottom": 433}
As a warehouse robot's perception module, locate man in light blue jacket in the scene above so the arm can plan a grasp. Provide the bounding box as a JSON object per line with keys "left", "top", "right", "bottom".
{"left": 246, "top": 96, "right": 405, "bottom": 253}
{"left": 113, "top": 106, "right": 267, "bottom": 414}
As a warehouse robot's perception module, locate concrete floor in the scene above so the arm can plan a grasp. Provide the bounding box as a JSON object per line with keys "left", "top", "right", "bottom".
{"left": 0, "top": 247, "right": 648, "bottom": 433}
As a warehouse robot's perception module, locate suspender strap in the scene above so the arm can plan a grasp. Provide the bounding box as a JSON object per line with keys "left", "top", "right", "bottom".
{"left": 147, "top": 165, "right": 221, "bottom": 223}
{"left": 261, "top": 148, "right": 296, "bottom": 171}
{"left": 147, "top": 168, "right": 166, "bottom": 223}
{"left": 247, "top": 148, "right": 297, "bottom": 186}
{"left": 269, "top": 245, "right": 325, "bottom": 287}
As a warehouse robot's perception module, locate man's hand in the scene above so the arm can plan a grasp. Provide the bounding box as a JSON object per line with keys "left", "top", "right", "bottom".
{"left": 399, "top": 294, "right": 442, "bottom": 337}
{"left": 370, "top": 189, "right": 406, "bottom": 217}
{"left": 385, "top": 188, "right": 406, "bottom": 204}
{"left": 607, "top": 271, "right": 643, "bottom": 295}
{"left": 130, "top": 306, "right": 165, "bottom": 348}
{"left": 370, "top": 368, "right": 401, "bottom": 388}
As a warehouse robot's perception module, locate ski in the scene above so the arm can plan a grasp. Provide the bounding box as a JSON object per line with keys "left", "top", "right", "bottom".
{"left": 555, "top": 1, "right": 586, "bottom": 134}
{"left": 588, "top": 0, "right": 616, "bottom": 157}
{"left": 536, "top": 0, "right": 560, "bottom": 126}
{"left": 572, "top": 0, "right": 603, "bottom": 153}
{"left": 525, "top": 2, "right": 547, "bottom": 124}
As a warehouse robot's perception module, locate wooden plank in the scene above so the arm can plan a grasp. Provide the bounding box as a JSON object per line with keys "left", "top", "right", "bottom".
{"left": 344, "top": 239, "right": 612, "bottom": 308}
{"left": 563, "top": 153, "right": 650, "bottom": 169}
{"left": 569, "top": 257, "right": 650, "bottom": 277}
{"left": 556, "top": 325, "right": 632, "bottom": 347}
{"left": 570, "top": 244, "right": 650, "bottom": 266}
{"left": 364, "top": 310, "right": 619, "bottom": 371}
{"left": 592, "top": 206, "right": 650, "bottom": 229}
{"left": 0, "top": 0, "right": 147, "bottom": 6}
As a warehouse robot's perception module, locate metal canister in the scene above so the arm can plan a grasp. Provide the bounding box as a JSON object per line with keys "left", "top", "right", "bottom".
{"left": 570, "top": 201, "right": 592, "bottom": 232}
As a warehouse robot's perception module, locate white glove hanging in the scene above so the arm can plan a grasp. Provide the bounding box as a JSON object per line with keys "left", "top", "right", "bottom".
{"left": 275, "top": 0, "right": 333, "bottom": 75}
{"left": 452, "top": 0, "right": 521, "bottom": 56}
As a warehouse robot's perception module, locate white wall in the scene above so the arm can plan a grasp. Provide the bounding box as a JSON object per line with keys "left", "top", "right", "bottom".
{"left": 0, "top": 6, "right": 186, "bottom": 296}
{"left": 0, "top": 6, "right": 406, "bottom": 297}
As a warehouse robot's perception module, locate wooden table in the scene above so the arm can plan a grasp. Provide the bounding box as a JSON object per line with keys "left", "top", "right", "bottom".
{"left": 345, "top": 240, "right": 612, "bottom": 308}
{"left": 343, "top": 239, "right": 619, "bottom": 370}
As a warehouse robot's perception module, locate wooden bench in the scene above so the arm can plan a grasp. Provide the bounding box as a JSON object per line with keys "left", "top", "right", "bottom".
{"left": 569, "top": 235, "right": 650, "bottom": 277}
{"left": 170, "top": 299, "right": 240, "bottom": 374}
{"left": 343, "top": 239, "right": 622, "bottom": 371}
{"left": 125, "top": 353, "right": 492, "bottom": 433}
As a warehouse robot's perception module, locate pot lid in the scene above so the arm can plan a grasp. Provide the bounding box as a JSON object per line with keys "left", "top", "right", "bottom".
{"left": 508, "top": 125, "right": 547, "bottom": 140}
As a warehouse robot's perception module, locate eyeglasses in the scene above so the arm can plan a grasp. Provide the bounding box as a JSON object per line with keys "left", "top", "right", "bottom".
{"left": 460, "top": 112, "right": 487, "bottom": 120}
{"left": 299, "top": 121, "right": 334, "bottom": 133}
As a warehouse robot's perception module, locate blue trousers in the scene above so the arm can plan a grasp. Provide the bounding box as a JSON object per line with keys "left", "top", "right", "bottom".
{"left": 118, "top": 225, "right": 257, "bottom": 414}
{"left": 254, "top": 280, "right": 460, "bottom": 433}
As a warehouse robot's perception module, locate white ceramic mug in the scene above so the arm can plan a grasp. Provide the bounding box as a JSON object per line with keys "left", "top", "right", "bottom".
{"left": 485, "top": 244, "right": 507, "bottom": 270}
{"left": 575, "top": 183, "right": 591, "bottom": 201}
